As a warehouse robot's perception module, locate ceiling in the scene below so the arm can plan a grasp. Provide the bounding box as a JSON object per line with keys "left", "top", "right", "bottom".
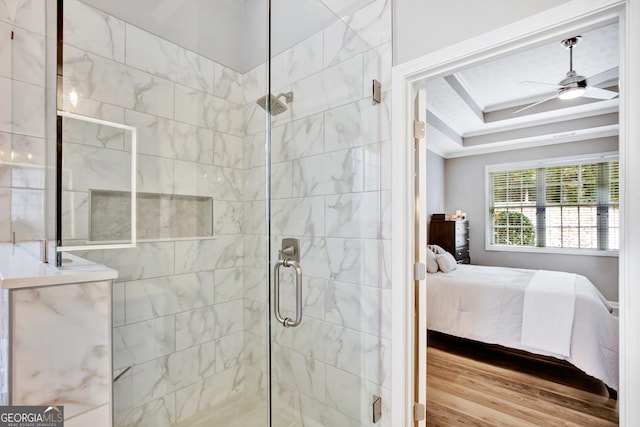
{"left": 79, "top": 0, "right": 374, "bottom": 72}
{"left": 422, "top": 22, "right": 620, "bottom": 158}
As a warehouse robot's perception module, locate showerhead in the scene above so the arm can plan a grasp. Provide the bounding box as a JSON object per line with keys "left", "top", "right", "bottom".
{"left": 256, "top": 92, "right": 293, "bottom": 116}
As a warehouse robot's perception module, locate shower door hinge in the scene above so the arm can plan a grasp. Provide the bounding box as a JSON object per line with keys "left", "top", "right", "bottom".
{"left": 413, "top": 402, "right": 426, "bottom": 421}
{"left": 372, "top": 395, "right": 382, "bottom": 423}
{"left": 372, "top": 79, "right": 382, "bottom": 104}
{"left": 413, "top": 120, "right": 426, "bottom": 139}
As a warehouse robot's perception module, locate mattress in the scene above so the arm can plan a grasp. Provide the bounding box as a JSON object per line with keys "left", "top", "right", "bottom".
{"left": 427, "top": 264, "right": 619, "bottom": 390}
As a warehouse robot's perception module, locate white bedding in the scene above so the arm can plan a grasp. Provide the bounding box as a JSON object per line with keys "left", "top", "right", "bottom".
{"left": 521, "top": 270, "right": 576, "bottom": 357}
{"left": 427, "top": 264, "right": 619, "bottom": 390}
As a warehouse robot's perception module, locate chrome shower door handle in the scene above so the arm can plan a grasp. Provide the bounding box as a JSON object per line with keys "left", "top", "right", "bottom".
{"left": 273, "top": 258, "right": 303, "bottom": 328}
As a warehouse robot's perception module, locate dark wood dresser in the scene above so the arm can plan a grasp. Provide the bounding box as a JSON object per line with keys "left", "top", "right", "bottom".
{"left": 429, "top": 217, "right": 470, "bottom": 264}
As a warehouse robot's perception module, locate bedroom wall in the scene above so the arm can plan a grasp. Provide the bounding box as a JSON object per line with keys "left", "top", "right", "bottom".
{"left": 444, "top": 137, "right": 620, "bottom": 302}
{"left": 426, "top": 149, "right": 445, "bottom": 226}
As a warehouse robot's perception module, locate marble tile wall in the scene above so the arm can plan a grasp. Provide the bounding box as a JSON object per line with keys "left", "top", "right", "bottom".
{"left": 0, "top": 287, "right": 7, "bottom": 406}
{"left": 0, "top": 0, "right": 48, "bottom": 242}
{"left": 4, "top": 0, "right": 393, "bottom": 425}
{"left": 60, "top": 0, "right": 248, "bottom": 425}
{"left": 242, "top": 1, "right": 393, "bottom": 425}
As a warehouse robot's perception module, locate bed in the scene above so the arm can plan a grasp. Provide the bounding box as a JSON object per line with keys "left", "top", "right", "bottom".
{"left": 426, "top": 263, "right": 619, "bottom": 391}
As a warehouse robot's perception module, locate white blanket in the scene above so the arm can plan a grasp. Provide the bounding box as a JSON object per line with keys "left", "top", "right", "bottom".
{"left": 427, "top": 264, "right": 619, "bottom": 390}
{"left": 521, "top": 270, "right": 576, "bottom": 357}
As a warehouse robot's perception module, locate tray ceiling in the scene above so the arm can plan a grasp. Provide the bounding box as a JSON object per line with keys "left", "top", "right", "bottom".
{"left": 423, "top": 22, "right": 619, "bottom": 158}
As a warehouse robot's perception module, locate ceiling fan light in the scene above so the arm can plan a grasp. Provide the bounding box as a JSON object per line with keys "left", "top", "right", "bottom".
{"left": 558, "top": 86, "right": 586, "bottom": 100}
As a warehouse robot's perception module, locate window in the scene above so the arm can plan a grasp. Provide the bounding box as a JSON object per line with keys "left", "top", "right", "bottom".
{"left": 487, "top": 153, "right": 619, "bottom": 253}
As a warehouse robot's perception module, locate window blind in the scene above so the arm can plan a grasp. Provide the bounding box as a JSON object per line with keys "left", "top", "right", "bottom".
{"left": 489, "top": 169, "right": 537, "bottom": 246}
{"left": 488, "top": 159, "right": 619, "bottom": 251}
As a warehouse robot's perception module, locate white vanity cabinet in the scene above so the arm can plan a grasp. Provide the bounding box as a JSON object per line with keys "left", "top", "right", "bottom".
{"left": 1, "top": 244, "right": 117, "bottom": 427}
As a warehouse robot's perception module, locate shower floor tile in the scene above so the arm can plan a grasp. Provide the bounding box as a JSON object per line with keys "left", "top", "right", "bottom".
{"left": 175, "top": 393, "right": 267, "bottom": 427}
{"left": 175, "top": 393, "right": 326, "bottom": 427}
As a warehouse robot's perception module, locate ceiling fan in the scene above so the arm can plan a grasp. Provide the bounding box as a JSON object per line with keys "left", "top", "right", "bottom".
{"left": 514, "top": 36, "right": 618, "bottom": 114}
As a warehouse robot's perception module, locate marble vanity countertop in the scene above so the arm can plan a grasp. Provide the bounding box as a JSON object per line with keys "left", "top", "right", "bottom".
{"left": 0, "top": 243, "right": 118, "bottom": 289}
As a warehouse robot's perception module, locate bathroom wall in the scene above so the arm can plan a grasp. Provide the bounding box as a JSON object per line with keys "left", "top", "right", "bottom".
{"left": 393, "top": 0, "right": 571, "bottom": 64}
{"left": 60, "top": 0, "right": 247, "bottom": 425}
{"left": 64, "top": 0, "right": 393, "bottom": 424}
{"left": 241, "top": 0, "right": 393, "bottom": 424}
{"left": 1, "top": 0, "right": 393, "bottom": 425}
{"left": 0, "top": 0, "right": 48, "bottom": 242}
{"left": 0, "top": 286, "right": 7, "bottom": 405}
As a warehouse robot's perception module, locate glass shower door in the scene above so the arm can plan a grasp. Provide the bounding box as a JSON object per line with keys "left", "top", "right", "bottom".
{"left": 59, "top": 1, "right": 268, "bottom": 426}
{"left": 265, "top": 1, "right": 390, "bottom": 425}
{"left": 56, "top": 0, "right": 389, "bottom": 425}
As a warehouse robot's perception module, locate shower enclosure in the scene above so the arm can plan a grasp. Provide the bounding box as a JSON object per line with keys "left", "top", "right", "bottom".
{"left": 55, "top": 0, "right": 391, "bottom": 425}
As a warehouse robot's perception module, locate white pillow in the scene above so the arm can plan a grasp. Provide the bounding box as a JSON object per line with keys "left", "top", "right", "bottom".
{"left": 436, "top": 251, "right": 458, "bottom": 273}
{"left": 426, "top": 247, "right": 439, "bottom": 273}
{"left": 429, "top": 244, "right": 447, "bottom": 255}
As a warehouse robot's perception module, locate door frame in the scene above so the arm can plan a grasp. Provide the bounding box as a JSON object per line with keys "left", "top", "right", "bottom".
{"left": 390, "top": 0, "right": 640, "bottom": 425}
{"left": 412, "top": 88, "right": 428, "bottom": 427}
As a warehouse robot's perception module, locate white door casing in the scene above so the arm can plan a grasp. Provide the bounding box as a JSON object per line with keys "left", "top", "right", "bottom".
{"left": 413, "top": 88, "right": 427, "bottom": 427}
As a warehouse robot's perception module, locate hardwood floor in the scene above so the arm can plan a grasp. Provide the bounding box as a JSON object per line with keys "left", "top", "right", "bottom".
{"left": 426, "top": 332, "right": 619, "bottom": 426}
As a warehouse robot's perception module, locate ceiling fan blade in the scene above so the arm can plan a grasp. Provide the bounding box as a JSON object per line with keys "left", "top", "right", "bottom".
{"left": 583, "top": 86, "right": 618, "bottom": 100}
{"left": 586, "top": 67, "right": 619, "bottom": 87}
{"left": 519, "top": 80, "right": 562, "bottom": 87}
{"left": 512, "top": 93, "right": 559, "bottom": 114}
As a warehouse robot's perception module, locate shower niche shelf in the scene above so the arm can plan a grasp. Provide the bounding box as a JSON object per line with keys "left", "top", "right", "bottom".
{"left": 89, "top": 190, "right": 213, "bottom": 241}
